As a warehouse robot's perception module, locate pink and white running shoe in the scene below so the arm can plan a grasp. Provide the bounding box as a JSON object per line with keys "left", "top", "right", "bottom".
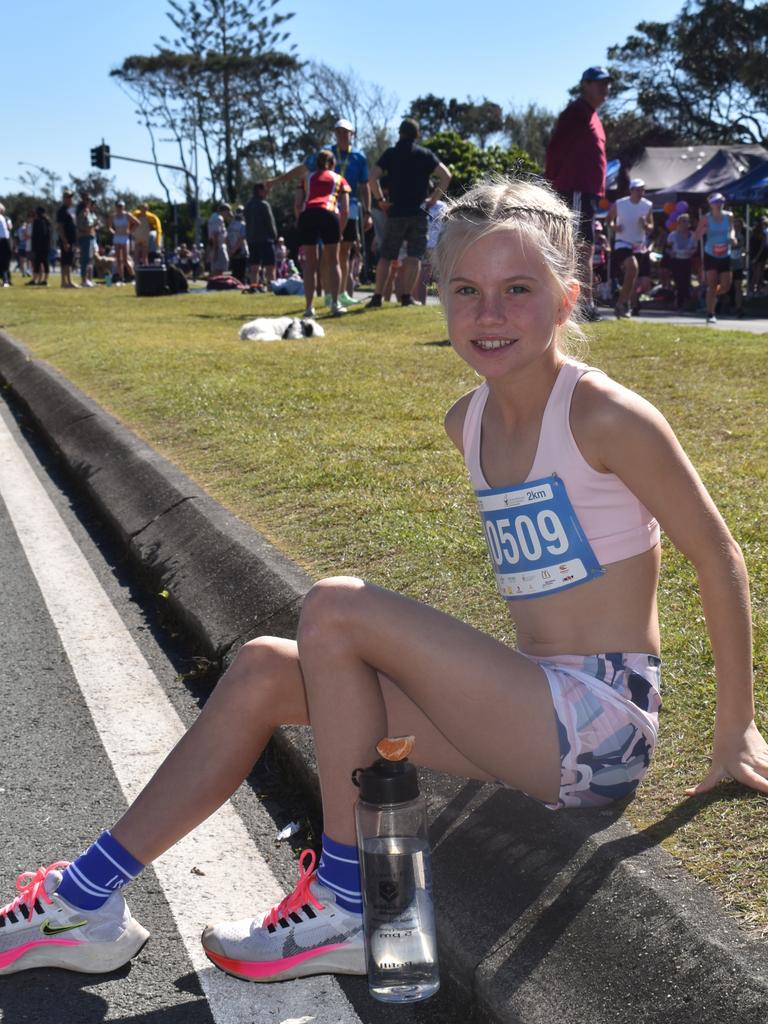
{"left": 202, "top": 849, "right": 365, "bottom": 982}
{"left": 0, "top": 862, "right": 149, "bottom": 975}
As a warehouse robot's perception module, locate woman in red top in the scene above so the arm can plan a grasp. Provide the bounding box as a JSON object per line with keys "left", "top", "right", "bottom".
{"left": 295, "top": 150, "right": 350, "bottom": 318}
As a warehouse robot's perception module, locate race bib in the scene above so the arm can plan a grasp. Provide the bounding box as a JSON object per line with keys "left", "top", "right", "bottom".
{"left": 712, "top": 243, "right": 729, "bottom": 257}
{"left": 476, "top": 475, "right": 604, "bottom": 600}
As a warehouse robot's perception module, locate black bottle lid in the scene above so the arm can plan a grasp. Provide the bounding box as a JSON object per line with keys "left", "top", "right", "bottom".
{"left": 352, "top": 757, "right": 420, "bottom": 805}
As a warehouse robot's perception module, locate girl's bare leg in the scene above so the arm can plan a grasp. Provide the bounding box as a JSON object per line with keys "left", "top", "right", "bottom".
{"left": 111, "top": 638, "right": 310, "bottom": 864}
{"left": 297, "top": 577, "right": 561, "bottom": 845}
{"left": 302, "top": 249, "right": 317, "bottom": 310}
{"left": 323, "top": 243, "right": 341, "bottom": 304}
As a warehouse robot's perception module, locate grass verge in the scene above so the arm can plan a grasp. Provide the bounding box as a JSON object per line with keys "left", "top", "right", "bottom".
{"left": 2, "top": 284, "right": 766, "bottom": 934}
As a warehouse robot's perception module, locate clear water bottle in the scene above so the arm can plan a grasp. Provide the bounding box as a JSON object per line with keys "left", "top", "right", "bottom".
{"left": 353, "top": 753, "right": 440, "bottom": 1003}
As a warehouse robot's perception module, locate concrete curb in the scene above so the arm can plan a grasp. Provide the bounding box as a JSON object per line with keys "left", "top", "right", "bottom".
{"left": 2, "top": 330, "right": 766, "bottom": 1023}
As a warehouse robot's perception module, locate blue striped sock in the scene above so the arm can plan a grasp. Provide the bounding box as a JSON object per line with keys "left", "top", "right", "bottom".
{"left": 316, "top": 833, "right": 362, "bottom": 915}
{"left": 57, "top": 831, "right": 145, "bottom": 911}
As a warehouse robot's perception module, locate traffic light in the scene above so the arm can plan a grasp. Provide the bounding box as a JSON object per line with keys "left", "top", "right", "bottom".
{"left": 90, "top": 144, "right": 111, "bottom": 170}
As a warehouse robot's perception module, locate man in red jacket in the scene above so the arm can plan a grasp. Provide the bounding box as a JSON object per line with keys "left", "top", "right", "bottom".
{"left": 545, "top": 66, "right": 611, "bottom": 321}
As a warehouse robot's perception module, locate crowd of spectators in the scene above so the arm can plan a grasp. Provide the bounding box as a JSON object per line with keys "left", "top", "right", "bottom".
{"left": 2, "top": 97, "right": 768, "bottom": 314}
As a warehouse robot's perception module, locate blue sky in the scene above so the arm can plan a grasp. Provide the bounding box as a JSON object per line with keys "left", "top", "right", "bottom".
{"left": 3, "top": 0, "right": 681, "bottom": 200}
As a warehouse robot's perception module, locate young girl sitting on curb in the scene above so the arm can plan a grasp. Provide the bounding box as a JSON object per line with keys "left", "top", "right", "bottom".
{"left": 2, "top": 178, "right": 766, "bottom": 983}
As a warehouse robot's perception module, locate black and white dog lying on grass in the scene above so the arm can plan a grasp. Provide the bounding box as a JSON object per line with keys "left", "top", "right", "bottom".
{"left": 239, "top": 317, "right": 325, "bottom": 342}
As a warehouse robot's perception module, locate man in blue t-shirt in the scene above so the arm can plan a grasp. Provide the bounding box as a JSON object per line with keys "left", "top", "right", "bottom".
{"left": 366, "top": 118, "right": 451, "bottom": 308}
{"left": 266, "top": 118, "right": 372, "bottom": 306}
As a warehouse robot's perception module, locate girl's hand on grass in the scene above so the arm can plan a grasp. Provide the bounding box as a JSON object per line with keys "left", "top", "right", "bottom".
{"left": 686, "top": 720, "right": 768, "bottom": 796}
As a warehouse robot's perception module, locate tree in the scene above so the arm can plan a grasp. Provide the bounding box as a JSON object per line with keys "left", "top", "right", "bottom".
{"left": 607, "top": 0, "right": 768, "bottom": 146}
{"left": 296, "top": 62, "right": 399, "bottom": 167}
{"left": 504, "top": 104, "right": 556, "bottom": 168}
{"left": 407, "top": 96, "right": 505, "bottom": 149}
{"left": 424, "top": 131, "right": 539, "bottom": 196}
{"left": 407, "top": 94, "right": 451, "bottom": 139}
{"left": 112, "top": 0, "right": 301, "bottom": 202}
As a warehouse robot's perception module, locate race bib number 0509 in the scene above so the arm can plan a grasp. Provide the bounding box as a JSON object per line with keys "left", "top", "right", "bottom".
{"left": 476, "top": 475, "right": 604, "bottom": 600}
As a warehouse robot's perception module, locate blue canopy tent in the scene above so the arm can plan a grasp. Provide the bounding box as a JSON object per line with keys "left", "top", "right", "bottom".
{"left": 647, "top": 146, "right": 768, "bottom": 206}
{"left": 723, "top": 159, "right": 768, "bottom": 203}
{"left": 723, "top": 159, "right": 768, "bottom": 289}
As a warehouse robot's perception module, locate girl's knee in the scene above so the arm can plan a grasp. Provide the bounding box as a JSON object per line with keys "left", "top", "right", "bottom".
{"left": 297, "top": 576, "right": 365, "bottom": 646}
{"left": 212, "top": 635, "right": 307, "bottom": 725}
{"left": 218, "top": 636, "right": 292, "bottom": 698}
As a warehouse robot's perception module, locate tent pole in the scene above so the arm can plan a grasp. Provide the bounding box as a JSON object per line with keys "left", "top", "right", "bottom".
{"left": 746, "top": 203, "right": 751, "bottom": 295}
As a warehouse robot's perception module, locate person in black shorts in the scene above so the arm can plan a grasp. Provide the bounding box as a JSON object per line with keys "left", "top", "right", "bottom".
{"left": 366, "top": 119, "right": 451, "bottom": 308}
{"left": 30, "top": 206, "right": 52, "bottom": 285}
{"left": 56, "top": 190, "right": 78, "bottom": 288}
{"left": 294, "top": 150, "right": 351, "bottom": 318}
{"left": 244, "top": 183, "right": 278, "bottom": 289}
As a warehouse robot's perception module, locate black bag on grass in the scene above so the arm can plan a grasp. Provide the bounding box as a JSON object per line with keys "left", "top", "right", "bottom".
{"left": 166, "top": 263, "right": 189, "bottom": 294}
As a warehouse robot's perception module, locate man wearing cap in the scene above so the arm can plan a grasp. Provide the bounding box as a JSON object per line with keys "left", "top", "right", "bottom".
{"left": 693, "top": 192, "right": 736, "bottom": 324}
{"left": 607, "top": 178, "right": 654, "bottom": 318}
{"left": 266, "top": 119, "right": 372, "bottom": 306}
{"left": 55, "top": 190, "right": 78, "bottom": 288}
{"left": 545, "top": 66, "right": 611, "bottom": 320}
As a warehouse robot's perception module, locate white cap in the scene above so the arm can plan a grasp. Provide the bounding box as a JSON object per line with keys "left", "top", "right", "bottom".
{"left": 629, "top": 178, "right": 645, "bottom": 190}
{"left": 334, "top": 118, "right": 354, "bottom": 131}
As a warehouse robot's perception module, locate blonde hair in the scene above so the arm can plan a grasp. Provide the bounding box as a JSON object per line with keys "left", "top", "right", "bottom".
{"left": 433, "top": 176, "right": 587, "bottom": 355}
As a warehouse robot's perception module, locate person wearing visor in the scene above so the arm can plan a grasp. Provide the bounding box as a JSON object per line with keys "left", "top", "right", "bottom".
{"left": 545, "top": 65, "right": 612, "bottom": 321}
{"left": 694, "top": 192, "right": 735, "bottom": 324}
{"left": 607, "top": 178, "right": 654, "bottom": 319}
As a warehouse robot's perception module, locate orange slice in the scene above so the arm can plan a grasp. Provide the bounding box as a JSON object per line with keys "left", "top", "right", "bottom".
{"left": 376, "top": 735, "right": 415, "bottom": 761}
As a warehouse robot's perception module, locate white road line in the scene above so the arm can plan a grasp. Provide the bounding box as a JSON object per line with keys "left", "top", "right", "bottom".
{"left": 0, "top": 411, "right": 362, "bottom": 1024}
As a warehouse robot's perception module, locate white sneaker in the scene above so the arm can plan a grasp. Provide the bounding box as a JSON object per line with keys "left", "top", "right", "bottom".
{"left": 201, "top": 850, "right": 365, "bottom": 982}
{"left": 302, "top": 307, "right": 316, "bottom": 319}
{"left": 82, "top": 280, "right": 95, "bottom": 288}
{"left": 330, "top": 302, "right": 347, "bottom": 317}
{"left": 0, "top": 862, "right": 149, "bottom": 975}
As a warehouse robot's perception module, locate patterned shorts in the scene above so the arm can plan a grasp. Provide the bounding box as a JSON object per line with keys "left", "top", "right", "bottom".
{"left": 526, "top": 652, "right": 662, "bottom": 810}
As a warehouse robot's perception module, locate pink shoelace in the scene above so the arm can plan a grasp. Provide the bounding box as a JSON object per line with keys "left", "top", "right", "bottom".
{"left": 262, "top": 849, "right": 324, "bottom": 928}
{"left": 0, "top": 861, "right": 69, "bottom": 920}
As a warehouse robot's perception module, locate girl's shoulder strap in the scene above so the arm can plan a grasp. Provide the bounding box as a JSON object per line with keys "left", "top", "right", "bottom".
{"left": 461, "top": 383, "right": 489, "bottom": 486}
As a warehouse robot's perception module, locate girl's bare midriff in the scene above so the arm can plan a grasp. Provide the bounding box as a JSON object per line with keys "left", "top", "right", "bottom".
{"left": 509, "top": 544, "right": 661, "bottom": 658}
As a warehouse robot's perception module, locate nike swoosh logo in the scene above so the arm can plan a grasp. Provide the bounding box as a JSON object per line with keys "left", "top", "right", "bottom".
{"left": 41, "top": 919, "right": 88, "bottom": 936}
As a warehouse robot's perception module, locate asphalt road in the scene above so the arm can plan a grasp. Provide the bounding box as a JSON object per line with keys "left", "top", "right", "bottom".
{"left": 0, "top": 400, "right": 467, "bottom": 1024}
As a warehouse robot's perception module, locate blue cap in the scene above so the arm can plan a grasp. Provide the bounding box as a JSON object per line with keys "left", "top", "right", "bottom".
{"left": 581, "top": 66, "right": 612, "bottom": 82}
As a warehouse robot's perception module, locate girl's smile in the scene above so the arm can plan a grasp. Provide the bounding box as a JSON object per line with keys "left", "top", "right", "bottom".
{"left": 440, "top": 231, "right": 573, "bottom": 376}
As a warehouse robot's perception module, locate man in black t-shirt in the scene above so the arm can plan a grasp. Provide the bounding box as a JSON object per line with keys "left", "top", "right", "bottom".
{"left": 367, "top": 119, "right": 451, "bottom": 307}
{"left": 55, "top": 190, "right": 78, "bottom": 288}
{"left": 244, "top": 183, "right": 278, "bottom": 288}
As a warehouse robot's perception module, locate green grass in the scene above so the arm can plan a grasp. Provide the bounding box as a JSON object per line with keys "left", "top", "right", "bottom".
{"left": 2, "top": 284, "right": 766, "bottom": 935}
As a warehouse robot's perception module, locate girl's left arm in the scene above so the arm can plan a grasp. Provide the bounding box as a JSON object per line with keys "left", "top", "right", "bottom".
{"left": 585, "top": 381, "right": 768, "bottom": 795}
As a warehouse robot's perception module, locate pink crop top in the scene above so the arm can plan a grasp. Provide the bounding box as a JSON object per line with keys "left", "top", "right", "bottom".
{"left": 462, "top": 360, "right": 660, "bottom": 567}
